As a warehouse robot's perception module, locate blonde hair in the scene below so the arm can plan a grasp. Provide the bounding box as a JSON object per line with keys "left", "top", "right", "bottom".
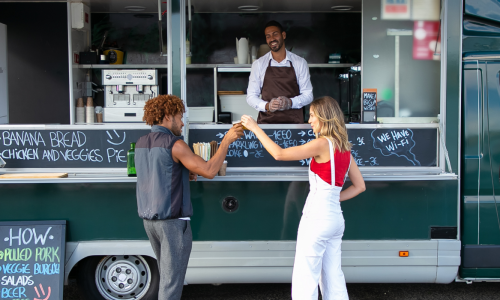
{"left": 310, "top": 96, "right": 351, "bottom": 152}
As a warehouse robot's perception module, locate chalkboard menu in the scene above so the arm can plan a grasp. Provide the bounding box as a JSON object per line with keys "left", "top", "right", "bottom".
{"left": 363, "top": 90, "right": 377, "bottom": 111}
{"left": 189, "top": 127, "right": 437, "bottom": 167}
{"left": 0, "top": 129, "right": 149, "bottom": 168}
{"left": 0, "top": 127, "right": 438, "bottom": 169}
{"left": 0, "top": 220, "right": 66, "bottom": 300}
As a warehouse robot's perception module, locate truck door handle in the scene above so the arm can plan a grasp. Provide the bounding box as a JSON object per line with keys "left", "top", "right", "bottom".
{"left": 465, "top": 154, "right": 483, "bottom": 159}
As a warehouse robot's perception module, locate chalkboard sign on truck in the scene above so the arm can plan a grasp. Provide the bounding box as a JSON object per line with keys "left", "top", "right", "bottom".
{"left": 0, "top": 129, "right": 149, "bottom": 168}
{"left": 0, "top": 220, "right": 66, "bottom": 300}
{"left": 362, "top": 88, "right": 377, "bottom": 123}
{"left": 189, "top": 127, "right": 437, "bottom": 167}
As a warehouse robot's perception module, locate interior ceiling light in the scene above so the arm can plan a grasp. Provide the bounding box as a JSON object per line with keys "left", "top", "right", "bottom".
{"left": 125, "top": 6, "right": 146, "bottom": 12}
{"left": 238, "top": 5, "right": 260, "bottom": 11}
{"left": 331, "top": 5, "right": 353, "bottom": 11}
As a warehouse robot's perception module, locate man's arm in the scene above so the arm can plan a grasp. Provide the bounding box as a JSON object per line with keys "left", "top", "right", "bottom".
{"left": 290, "top": 58, "right": 313, "bottom": 109}
{"left": 246, "top": 60, "right": 268, "bottom": 112}
{"left": 172, "top": 125, "right": 243, "bottom": 179}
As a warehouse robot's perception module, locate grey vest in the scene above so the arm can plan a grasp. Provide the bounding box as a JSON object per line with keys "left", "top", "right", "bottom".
{"left": 135, "top": 125, "right": 192, "bottom": 220}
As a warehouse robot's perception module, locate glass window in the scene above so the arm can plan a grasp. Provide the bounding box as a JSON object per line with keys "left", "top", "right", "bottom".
{"left": 362, "top": 0, "right": 441, "bottom": 122}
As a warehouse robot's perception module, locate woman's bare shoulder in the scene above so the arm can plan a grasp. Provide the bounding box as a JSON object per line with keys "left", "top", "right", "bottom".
{"left": 308, "top": 137, "right": 330, "bottom": 148}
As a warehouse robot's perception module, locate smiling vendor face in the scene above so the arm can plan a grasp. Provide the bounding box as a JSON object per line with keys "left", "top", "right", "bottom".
{"left": 265, "top": 25, "right": 286, "bottom": 52}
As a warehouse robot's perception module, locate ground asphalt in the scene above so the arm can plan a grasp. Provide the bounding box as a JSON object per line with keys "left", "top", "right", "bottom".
{"left": 64, "top": 280, "right": 500, "bottom": 299}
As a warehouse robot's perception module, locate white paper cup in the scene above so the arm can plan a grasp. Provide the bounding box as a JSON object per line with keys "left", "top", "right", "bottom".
{"left": 218, "top": 160, "right": 227, "bottom": 176}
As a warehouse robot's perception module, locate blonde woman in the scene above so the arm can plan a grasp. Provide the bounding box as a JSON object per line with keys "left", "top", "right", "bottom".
{"left": 241, "top": 96, "right": 365, "bottom": 300}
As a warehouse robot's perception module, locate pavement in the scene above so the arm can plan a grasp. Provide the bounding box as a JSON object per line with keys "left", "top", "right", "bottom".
{"left": 64, "top": 280, "right": 500, "bottom": 299}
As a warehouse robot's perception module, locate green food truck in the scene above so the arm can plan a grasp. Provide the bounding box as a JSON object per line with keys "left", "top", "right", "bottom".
{"left": 0, "top": 0, "right": 498, "bottom": 299}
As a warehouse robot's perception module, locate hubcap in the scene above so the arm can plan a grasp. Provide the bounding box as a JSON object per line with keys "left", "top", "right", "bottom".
{"left": 95, "top": 255, "right": 151, "bottom": 300}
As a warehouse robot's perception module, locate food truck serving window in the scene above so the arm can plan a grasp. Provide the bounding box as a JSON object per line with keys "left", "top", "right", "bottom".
{"left": 182, "top": 0, "right": 448, "bottom": 174}
{"left": 362, "top": 0, "right": 442, "bottom": 124}
{"left": 184, "top": 0, "right": 442, "bottom": 127}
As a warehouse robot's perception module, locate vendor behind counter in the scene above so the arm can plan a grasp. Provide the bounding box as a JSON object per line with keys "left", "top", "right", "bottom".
{"left": 246, "top": 20, "right": 313, "bottom": 124}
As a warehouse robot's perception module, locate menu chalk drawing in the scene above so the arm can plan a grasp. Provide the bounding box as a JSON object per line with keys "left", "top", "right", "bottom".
{"left": 371, "top": 129, "right": 420, "bottom": 166}
{"left": 363, "top": 90, "right": 377, "bottom": 111}
{"left": 189, "top": 127, "right": 437, "bottom": 167}
{"left": 0, "top": 129, "right": 149, "bottom": 168}
{"left": 0, "top": 127, "right": 438, "bottom": 169}
{"left": 0, "top": 221, "right": 66, "bottom": 300}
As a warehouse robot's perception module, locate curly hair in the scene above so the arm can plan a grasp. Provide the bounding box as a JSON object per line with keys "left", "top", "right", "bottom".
{"left": 143, "top": 94, "right": 186, "bottom": 125}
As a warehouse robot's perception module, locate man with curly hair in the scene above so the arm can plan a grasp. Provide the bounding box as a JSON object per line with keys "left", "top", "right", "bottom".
{"left": 135, "top": 95, "right": 243, "bottom": 300}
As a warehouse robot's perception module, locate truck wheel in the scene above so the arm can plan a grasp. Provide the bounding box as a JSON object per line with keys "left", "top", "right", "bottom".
{"left": 77, "top": 255, "right": 159, "bottom": 300}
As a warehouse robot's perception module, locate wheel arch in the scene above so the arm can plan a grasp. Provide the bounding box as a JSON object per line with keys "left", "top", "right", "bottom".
{"left": 65, "top": 241, "right": 155, "bottom": 284}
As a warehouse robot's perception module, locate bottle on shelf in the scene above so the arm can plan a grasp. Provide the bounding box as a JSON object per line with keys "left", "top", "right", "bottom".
{"left": 127, "top": 142, "right": 137, "bottom": 177}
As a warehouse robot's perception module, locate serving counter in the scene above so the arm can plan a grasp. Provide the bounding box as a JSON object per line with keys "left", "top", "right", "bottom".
{"left": 0, "top": 167, "right": 457, "bottom": 184}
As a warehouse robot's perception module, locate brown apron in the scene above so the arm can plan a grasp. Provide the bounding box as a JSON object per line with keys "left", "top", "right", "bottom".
{"left": 257, "top": 59, "right": 304, "bottom": 124}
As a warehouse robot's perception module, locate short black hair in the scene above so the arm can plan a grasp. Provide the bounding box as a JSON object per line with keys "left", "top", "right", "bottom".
{"left": 264, "top": 20, "right": 284, "bottom": 33}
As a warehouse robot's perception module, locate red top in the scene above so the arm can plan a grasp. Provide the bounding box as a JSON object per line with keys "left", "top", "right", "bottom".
{"left": 310, "top": 150, "right": 351, "bottom": 187}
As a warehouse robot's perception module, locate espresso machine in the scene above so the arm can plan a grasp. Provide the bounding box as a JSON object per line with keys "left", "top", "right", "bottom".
{"left": 102, "top": 69, "right": 158, "bottom": 122}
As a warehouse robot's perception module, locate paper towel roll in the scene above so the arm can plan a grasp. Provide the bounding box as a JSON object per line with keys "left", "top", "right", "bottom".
{"left": 237, "top": 38, "right": 249, "bottom": 64}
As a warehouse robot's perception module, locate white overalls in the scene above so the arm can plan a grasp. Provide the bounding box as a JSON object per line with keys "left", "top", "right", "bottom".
{"left": 292, "top": 139, "right": 350, "bottom": 300}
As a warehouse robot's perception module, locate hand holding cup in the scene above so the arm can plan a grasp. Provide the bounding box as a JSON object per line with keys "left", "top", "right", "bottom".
{"left": 232, "top": 120, "right": 248, "bottom": 131}
{"left": 226, "top": 123, "right": 244, "bottom": 143}
{"left": 241, "top": 115, "right": 258, "bottom": 132}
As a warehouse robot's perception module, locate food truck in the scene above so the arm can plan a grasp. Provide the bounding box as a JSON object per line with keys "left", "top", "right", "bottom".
{"left": 0, "top": 0, "right": 498, "bottom": 299}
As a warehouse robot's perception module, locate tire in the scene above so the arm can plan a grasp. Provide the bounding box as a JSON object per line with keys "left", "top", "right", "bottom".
{"left": 77, "top": 255, "right": 159, "bottom": 300}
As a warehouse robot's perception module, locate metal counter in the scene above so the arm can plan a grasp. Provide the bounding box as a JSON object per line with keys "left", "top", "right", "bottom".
{"left": 0, "top": 166, "right": 456, "bottom": 184}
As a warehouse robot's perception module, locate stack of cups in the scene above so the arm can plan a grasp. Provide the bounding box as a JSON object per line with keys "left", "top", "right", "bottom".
{"left": 76, "top": 98, "right": 85, "bottom": 123}
{"left": 86, "top": 97, "right": 94, "bottom": 123}
{"left": 95, "top": 106, "right": 103, "bottom": 123}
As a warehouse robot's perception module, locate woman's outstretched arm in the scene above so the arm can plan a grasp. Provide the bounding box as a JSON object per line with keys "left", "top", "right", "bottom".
{"left": 241, "top": 115, "right": 326, "bottom": 161}
{"left": 339, "top": 155, "right": 366, "bottom": 201}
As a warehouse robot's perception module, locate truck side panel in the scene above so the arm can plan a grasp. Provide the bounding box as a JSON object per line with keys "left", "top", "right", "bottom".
{"left": 0, "top": 180, "right": 457, "bottom": 241}
{"left": 461, "top": 60, "right": 500, "bottom": 277}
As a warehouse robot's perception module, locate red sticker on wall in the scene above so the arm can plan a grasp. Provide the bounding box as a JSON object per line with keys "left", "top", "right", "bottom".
{"left": 385, "top": 4, "right": 408, "bottom": 13}
{"left": 85, "top": 12, "right": 89, "bottom": 24}
{"left": 413, "top": 21, "right": 440, "bottom": 60}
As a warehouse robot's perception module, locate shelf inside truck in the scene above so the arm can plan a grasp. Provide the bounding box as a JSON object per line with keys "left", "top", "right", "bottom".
{"left": 186, "top": 63, "right": 353, "bottom": 70}
{"left": 79, "top": 64, "right": 168, "bottom": 69}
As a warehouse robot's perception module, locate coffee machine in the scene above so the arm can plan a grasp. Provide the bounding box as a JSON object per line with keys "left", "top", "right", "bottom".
{"left": 102, "top": 69, "right": 158, "bottom": 122}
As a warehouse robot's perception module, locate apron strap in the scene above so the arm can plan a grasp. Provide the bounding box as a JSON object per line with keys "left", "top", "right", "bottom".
{"left": 268, "top": 58, "right": 293, "bottom": 68}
